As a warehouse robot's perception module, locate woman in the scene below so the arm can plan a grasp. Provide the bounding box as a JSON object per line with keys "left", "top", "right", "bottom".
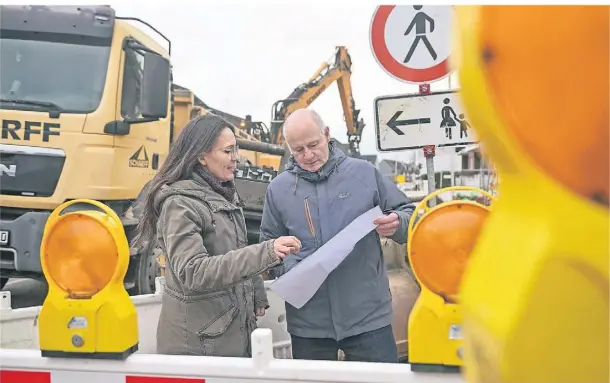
{"left": 133, "top": 113, "right": 301, "bottom": 357}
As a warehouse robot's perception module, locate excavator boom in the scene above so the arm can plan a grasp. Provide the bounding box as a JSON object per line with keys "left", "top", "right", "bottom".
{"left": 269, "top": 46, "right": 366, "bottom": 156}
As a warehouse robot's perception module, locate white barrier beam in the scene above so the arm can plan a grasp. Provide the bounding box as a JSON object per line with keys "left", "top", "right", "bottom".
{"left": 0, "top": 291, "right": 11, "bottom": 311}
{"left": 0, "top": 329, "right": 464, "bottom": 383}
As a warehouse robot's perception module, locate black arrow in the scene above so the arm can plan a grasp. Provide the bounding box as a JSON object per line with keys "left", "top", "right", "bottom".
{"left": 387, "top": 111, "right": 431, "bottom": 135}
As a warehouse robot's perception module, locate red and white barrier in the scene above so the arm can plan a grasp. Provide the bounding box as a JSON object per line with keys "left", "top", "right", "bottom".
{"left": 0, "top": 329, "right": 463, "bottom": 383}
{"left": 1, "top": 370, "right": 205, "bottom": 383}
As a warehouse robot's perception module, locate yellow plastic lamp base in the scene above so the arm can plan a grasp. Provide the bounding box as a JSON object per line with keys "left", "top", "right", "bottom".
{"left": 407, "top": 186, "right": 495, "bottom": 372}
{"left": 453, "top": 5, "right": 609, "bottom": 383}
{"left": 38, "top": 199, "right": 138, "bottom": 360}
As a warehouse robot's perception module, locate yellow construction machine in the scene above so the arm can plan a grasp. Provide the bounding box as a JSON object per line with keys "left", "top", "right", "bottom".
{"left": 268, "top": 46, "right": 366, "bottom": 157}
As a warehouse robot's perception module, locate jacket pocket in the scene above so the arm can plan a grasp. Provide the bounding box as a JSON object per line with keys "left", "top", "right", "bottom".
{"left": 196, "top": 304, "right": 239, "bottom": 338}
{"left": 187, "top": 290, "right": 240, "bottom": 356}
{"left": 196, "top": 303, "right": 238, "bottom": 356}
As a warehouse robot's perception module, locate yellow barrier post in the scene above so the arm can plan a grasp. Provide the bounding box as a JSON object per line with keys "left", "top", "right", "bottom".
{"left": 454, "top": 6, "right": 609, "bottom": 383}
{"left": 38, "top": 199, "right": 138, "bottom": 359}
{"left": 407, "top": 186, "right": 496, "bottom": 372}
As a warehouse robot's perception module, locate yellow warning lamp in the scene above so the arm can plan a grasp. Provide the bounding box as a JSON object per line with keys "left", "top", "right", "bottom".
{"left": 38, "top": 199, "right": 138, "bottom": 359}
{"left": 406, "top": 186, "right": 495, "bottom": 372}
{"left": 453, "top": 5, "right": 608, "bottom": 383}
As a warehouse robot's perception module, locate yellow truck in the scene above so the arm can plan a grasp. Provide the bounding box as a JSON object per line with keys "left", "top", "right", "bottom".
{"left": 0, "top": 5, "right": 283, "bottom": 293}
{"left": 0, "top": 5, "right": 177, "bottom": 293}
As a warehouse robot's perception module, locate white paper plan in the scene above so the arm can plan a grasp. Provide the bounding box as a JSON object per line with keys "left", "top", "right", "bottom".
{"left": 269, "top": 205, "right": 383, "bottom": 309}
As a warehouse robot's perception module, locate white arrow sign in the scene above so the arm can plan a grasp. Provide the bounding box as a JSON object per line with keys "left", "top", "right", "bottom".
{"left": 374, "top": 90, "right": 478, "bottom": 151}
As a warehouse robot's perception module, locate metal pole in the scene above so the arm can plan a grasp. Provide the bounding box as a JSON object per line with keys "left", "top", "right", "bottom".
{"left": 424, "top": 145, "right": 437, "bottom": 207}
{"left": 418, "top": 83, "right": 437, "bottom": 207}
{"left": 236, "top": 139, "right": 286, "bottom": 156}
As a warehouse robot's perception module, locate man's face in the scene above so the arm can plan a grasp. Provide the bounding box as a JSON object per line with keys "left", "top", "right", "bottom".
{"left": 286, "top": 122, "right": 331, "bottom": 172}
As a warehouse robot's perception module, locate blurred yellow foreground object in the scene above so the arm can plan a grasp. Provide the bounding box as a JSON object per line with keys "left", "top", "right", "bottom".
{"left": 453, "top": 5, "right": 609, "bottom": 383}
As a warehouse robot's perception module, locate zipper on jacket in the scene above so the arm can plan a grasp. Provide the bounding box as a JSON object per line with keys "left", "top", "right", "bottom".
{"left": 228, "top": 212, "right": 240, "bottom": 248}
{"left": 228, "top": 210, "right": 254, "bottom": 340}
{"left": 304, "top": 197, "right": 317, "bottom": 244}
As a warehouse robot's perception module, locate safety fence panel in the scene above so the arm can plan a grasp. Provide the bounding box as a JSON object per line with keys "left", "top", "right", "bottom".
{"left": 0, "top": 329, "right": 464, "bottom": 383}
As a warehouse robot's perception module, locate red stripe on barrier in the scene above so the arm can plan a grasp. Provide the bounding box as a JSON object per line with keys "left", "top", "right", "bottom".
{"left": 126, "top": 376, "right": 205, "bottom": 383}
{"left": 0, "top": 370, "right": 51, "bottom": 383}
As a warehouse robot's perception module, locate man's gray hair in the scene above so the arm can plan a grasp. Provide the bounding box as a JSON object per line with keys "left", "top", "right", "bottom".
{"left": 282, "top": 109, "right": 326, "bottom": 140}
{"left": 310, "top": 110, "right": 327, "bottom": 133}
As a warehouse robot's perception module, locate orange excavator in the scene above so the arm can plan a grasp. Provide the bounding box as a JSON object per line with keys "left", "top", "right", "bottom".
{"left": 267, "top": 46, "right": 366, "bottom": 157}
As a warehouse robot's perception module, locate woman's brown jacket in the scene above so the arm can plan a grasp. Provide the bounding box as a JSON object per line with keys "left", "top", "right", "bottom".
{"left": 154, "top": 172, "right": 281, "bottom": 356}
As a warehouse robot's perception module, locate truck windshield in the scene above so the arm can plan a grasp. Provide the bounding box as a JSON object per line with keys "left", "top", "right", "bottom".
{"left": 0, "top": 38, "right": 111, "bottom": 113}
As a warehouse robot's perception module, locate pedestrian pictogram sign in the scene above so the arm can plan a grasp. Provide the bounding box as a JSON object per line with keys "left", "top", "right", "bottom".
{"left": 374, "top": 90, "right": 478, "bottom": 151}
{"left": 370, "top": 5, "right": 454, "bottom": 84}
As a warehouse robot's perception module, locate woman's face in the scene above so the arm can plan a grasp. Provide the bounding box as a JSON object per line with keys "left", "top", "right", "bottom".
{"left": 200, "top": 127, "right": 238, "bottom": 181}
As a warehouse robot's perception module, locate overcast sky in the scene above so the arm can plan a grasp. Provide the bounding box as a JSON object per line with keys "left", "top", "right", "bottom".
{"left": 110, "top": 1, "right": 459, "bottom": 163}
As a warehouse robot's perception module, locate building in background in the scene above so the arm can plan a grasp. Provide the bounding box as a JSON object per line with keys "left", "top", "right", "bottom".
{"left": 454, "top": 144, "right": 494, "bottom": 191}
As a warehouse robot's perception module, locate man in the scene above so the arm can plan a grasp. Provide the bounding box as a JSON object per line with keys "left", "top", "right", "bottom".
{"left": 259, "top": 108, "right": 415, "bottom": 363}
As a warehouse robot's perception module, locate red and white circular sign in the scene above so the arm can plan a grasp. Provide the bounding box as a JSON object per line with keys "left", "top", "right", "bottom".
{"left": 370, "top": 5, "right": 454, "bottom": 84}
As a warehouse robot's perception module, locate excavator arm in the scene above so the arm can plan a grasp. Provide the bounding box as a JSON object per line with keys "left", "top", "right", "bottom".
{"left": 269, "top": 46, "right": 365, "bottom": 156}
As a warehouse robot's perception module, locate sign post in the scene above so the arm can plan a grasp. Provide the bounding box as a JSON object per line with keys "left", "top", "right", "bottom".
{"left": 417, "top": 84, "right": 438, "bottom": 206}
{"left": 423, "top": 144, "right": 437, "bottom": 206}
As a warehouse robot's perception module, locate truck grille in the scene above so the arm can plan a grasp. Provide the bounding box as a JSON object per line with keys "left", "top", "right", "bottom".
{"left": 0, "top": 144, "right": 65, "bottom": 197}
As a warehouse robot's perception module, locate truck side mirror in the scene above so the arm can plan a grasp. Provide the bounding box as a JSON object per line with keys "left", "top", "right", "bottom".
{"left": 140, "top": 52, "right": 170, "bottom": 119}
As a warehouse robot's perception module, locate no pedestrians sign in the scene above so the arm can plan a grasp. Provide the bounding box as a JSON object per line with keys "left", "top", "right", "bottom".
{"left": 370, "top": 5, "right": 455, "bottom": 84}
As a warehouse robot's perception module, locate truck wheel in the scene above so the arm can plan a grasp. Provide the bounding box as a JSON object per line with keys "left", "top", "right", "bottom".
{"left": 129, "top": 246, "right": 162, "bottom": 295}
{"left": 0, "top": 277, "right": 7, "bottom": 290}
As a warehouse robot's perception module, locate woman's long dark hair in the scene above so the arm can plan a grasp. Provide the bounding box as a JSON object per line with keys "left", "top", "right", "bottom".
{"left": 132, "top": 113, "right": 235, "bottom": 249}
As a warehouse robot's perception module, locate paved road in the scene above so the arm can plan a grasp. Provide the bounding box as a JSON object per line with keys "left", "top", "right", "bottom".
{"left": 1, "top": 278, "right": 47, "bottom": 309}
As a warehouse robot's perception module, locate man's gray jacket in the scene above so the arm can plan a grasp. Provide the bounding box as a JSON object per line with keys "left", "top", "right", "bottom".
{"left": 259, "top": 143, "right": 415, "bottom": 341}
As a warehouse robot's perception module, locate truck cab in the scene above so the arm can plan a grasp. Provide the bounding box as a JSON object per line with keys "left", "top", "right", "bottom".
{"left": 0, "top": 5, "right": 171, "bottom": 293}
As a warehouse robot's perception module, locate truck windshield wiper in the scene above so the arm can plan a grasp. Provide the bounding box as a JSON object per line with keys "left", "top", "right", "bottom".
{"left": 0, "top": 98, "right": 63, "bottom": 109}
{"left": 0, "top": 98, "right": 64, "bottom": 116}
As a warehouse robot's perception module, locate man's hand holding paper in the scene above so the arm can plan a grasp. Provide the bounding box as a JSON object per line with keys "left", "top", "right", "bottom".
{"left": 374, "top": 212, "right": 400, "bottom": 237}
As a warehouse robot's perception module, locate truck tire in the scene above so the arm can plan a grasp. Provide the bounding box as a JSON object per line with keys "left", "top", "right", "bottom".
{"left": 124, "top": 187, "right": 162, "bottom": 296}
{"left": 129, "top": 244, "right": 162, "bottom": 296}
{"left": 0, "top": 277, "right": 7, "bottom": 290}
{"left": 123, "top": 222, "right": 162, "bottom": 296}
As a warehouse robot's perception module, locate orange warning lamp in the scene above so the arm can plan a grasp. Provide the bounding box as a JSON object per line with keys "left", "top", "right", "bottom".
{"left": 38, "top": 199, "right": 138, "bottom": 359}
{"left": 406, "top": 186, "right": 495, "bottom": 372}
{"left": 453, "top": 5, "right": 608, "bottom": 383}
